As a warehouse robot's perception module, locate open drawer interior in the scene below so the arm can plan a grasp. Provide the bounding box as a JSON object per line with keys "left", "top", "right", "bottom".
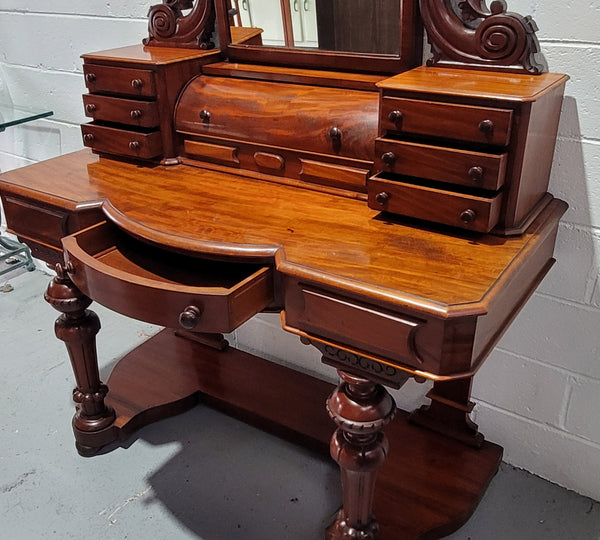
{"left": 62, "top": 221, "right": 274, "bottom": 332}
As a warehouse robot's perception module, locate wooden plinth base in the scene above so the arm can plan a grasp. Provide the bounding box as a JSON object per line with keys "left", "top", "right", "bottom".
{"left": 89, "top": 329, "right": 502, "bottom": 539}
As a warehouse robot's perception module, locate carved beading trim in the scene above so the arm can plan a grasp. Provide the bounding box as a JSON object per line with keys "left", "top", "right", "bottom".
{"left": 144, "top": 0, "right": 216, "bottom": 49}
{"left": 420, "top": 0, "right": 548, "bottom": 74}
{"left": 317, "top": 343, "right": 411, "bottom": 389}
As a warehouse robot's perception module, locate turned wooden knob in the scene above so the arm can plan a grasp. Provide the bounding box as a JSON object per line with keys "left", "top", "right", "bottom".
{"left": 199, "top": 109, "right": 211, "bottom": 122}
{"left": 478, "top": 119, "right": 494, "bottom": 134}
{"left": 179, "top": 305, "right": 203, "bottom": 330}
{"left": 468, "top": 166, "right": 484, "bottom": 182}
{"left": 83, "top": 133, "right": 94, "bottom": 144}
{"left": 128, "top": 141, "right": 140, "bottom": 151}
{"left": 460, "top": 209, "right": 477, "bottom": 223}
{"left": 131, "top": 78, "right": 144, "bottom": 89}
{"left": 85, "top": 103, "right": 96, "bottom": 114}
{"left": 375, "top": 191, "right": 391, "bottom": 206}
{"left": 85, "top": 72, "right": 96, "bottom": 83}
{"left": 388, "top": 110, "right": 403, "bottom": 123}
{"left": 328, "top": 126, "right": 342, "bottom": 139}
{"left": 130, "top": 109, "right": 143, "bottom": 119}
{"left": 381, "top": 151, "right": 397, "bottom": 165}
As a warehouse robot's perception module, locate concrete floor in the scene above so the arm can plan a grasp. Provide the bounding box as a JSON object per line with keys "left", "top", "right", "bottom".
{"left": 2, "top": 268, "right": 600, "bottom": 540}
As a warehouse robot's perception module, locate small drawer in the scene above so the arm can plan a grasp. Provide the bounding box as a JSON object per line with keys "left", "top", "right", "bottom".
{"left": 380, "top": 97, "right": 513, "bottom": 146}
{"left": 299, "top": 159, "right": 369, "bottom": 192}
{"left": 81, "top": 123, "right": 162, "bottom": 159}
{"left": 375, "top": 139, "right": 507, "bottom": 191}
{"left": 82, "top": 94, "right": 160, "bottom": 128}
{"left": 83, "top": 64, "right": 156, "bottom": 98}
{"left": 184, "top": 139, "right": 240, "bottom": 166}
{"left": 369, "top": 175, "right": 502, "bottom": 233}
{"left": 289, "top": 286, "right": 425, "bottom": 368}
{"left": 1, "top": 195, "right": 67, "bottom": 249}
{"left": 62, "top": 221, "right": 274, "bottom": 332}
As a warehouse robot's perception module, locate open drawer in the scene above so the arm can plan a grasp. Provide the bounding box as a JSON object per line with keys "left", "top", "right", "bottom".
{"left": 62, "top": 221, "right": 274, "bottom": 332}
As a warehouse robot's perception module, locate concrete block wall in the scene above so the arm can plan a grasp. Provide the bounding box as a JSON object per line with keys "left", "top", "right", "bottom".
{"left": 1, "top": 1, "right": 599, "bottom": 501}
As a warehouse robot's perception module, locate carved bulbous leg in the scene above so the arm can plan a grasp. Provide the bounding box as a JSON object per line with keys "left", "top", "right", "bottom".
{"left": 45, "top": 263, "right": 116, "bottom": 456}
{"left": 326, "top": 371, "right": 396, "bottom": 540}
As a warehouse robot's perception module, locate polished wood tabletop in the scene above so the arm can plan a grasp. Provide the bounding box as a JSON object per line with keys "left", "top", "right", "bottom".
{"left": 0, "top": 149, "right": 566, "bottom": 319}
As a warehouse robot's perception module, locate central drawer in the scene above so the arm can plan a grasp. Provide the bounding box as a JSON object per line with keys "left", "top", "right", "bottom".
{"left": 62, "top": 221, "right": 274, "bottom": 332}
{"left": 175, "top": 76, "right": 379, "bottom": 161}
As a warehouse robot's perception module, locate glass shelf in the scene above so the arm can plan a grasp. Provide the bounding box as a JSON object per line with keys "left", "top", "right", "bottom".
{"left": 0, "top": 105, "right": 53, "bottom": 132}
{"left": 0, "top": 105, "right": 53, "bottom": 275}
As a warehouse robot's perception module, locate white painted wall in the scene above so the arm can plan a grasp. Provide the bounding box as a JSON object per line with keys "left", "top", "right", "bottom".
{"left": 1, "top": 1, "right": 599, "bottom": 501}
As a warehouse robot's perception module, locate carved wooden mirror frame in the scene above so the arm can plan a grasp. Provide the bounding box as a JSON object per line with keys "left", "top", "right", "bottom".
{"left": 142, "top": 0, "right": 547, "bottom": 75}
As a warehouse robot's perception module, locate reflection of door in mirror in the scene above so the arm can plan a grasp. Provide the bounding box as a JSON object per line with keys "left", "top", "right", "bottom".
{"left": 237, "top": 0, "right": 285, "bottom": 46}
{"left": 232, "top": 0, "right": 399, "bottom": 54}
{"left": 236, "top": 0, "right": 318, "bottom": 48}
{"left": 290, "top": 0, "right": 318, "bottom": 48}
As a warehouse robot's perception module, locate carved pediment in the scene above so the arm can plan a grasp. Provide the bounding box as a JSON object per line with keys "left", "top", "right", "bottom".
{"left": 420, "top": 0, "right": 548, "bottom": 73}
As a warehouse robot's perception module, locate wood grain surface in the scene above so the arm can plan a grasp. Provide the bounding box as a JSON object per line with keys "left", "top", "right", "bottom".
{"left": 0, "top": 149, "right": 566, "bottom": 317}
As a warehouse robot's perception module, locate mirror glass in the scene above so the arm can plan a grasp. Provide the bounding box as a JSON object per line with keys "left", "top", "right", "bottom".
{"left": 230, "top": 0, "right": 400, "bottom": 55}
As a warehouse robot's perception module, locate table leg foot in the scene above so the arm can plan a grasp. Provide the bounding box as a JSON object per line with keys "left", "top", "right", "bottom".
{"left": 326, "top": 509, "right": 379, "bottom": 540}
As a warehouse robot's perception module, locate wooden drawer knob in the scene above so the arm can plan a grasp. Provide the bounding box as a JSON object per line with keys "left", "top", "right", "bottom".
{"left": 83, "top": 133, "right": 94, "bottom": 144}
{"left": 199, "top": 109, "right": 211, "bottom": 122}
{"left": 85, "top": 73, "right": 96, "bottom": 83}
{"left": 328, "top": 126, "right": 342, "bottom": 139}
{"left": 179, "top": 305, "right": 203, "bottom": 330}
{"left": 375, "top": 191, "right": 391, "bottom": 206}
{"left": 129, "top": 141, "right": 140, "bottom": 151}
{"left": 468, "top": 166, "right": 484, "bottom": 182}
{"left": 130, "top": 109, "right": 143, "bottom": 119}
{"left": 85, "top": 103, "right": 96, "bottom": 114}
{"left": 381, "top": 151, "right": 397, "bottom": 165}
{"left": 460, "top": 209, "right": 477, "bottom": 224}
{"left": 131, "top": 78, "right": 144, "bottom": 89}
{"left": 478, "top": 119, "right": 494, "bottom": 134}
{"left": 388, "top": 110, "right": 403, "bottom": 123}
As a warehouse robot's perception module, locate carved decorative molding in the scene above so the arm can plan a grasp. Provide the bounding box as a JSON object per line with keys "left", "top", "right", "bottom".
{"left": 143, "top": 0, "right": 216, "bottom": 49}
{"left": 420, "top": 0, "right": 548, "bottom": 74}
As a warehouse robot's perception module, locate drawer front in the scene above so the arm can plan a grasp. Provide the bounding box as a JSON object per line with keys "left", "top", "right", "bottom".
{"left": 184, "top": 139, "right": 240, "bottom": 165}
{"left": 375, "top": 139, "right": 507, "bottom": 191}
{"left": 369, "top": 176, "right": 502, "bottom": 233}
{"left": 183, "top": 138, "right": 369, "bottom": 193}
{"left": 82, "top": 94, "right": 160, "bottom": 128}
{"left": 380, "top": 97, "right": 513, "bottom": 146}
{"left": 2, "top": 195, "right": 67, "bottom": 249}
{"left": 81, "top": 123, "right": 162, "bottom": 159}
{"left": 175, "top": 76, "right": 379, "bottom": 161}
{"left": 83, "top": 64, "right": 156, "bottom": 98}
{"left": 292, "top": 286, "right": 425, "bottom": 368}
{"left": 62, "top": 221, "right": 274, "bottom": 332}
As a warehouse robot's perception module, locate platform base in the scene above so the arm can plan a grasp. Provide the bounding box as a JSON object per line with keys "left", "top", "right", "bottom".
{"left": 88, "top": 329, "right": 501, "bottom": 539}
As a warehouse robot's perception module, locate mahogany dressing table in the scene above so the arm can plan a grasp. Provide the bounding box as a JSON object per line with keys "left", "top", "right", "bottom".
{"left": 0, "top": 1, "right": 568, "bottom": 538}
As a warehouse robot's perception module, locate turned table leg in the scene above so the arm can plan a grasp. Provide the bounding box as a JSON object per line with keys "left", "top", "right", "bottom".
{"left": 326, "top": 371, "right": 396, "bottom": 540}
{"left": 44, "top": 263, "right": 116, "bottom": 456}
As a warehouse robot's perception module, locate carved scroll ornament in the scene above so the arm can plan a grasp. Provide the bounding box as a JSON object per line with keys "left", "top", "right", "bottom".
{"left": 420, "top": 0, "right": 548, "bottom": 74}
{"left": 143, "top": 0, "right": 215, "bottom": 49}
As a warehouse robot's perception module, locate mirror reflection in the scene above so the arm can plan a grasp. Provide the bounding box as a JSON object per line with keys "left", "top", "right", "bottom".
{"left": 229, "top": 0, "right": 400, "bottom": 55}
